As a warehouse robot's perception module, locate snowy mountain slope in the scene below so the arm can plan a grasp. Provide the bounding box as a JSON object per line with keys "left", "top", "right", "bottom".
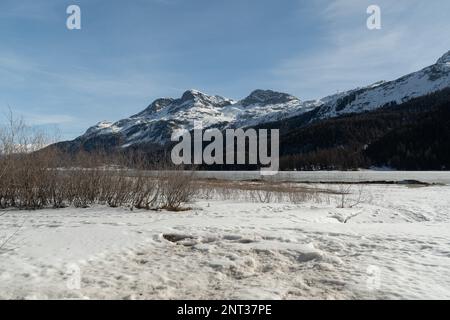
{"left": 65, "top": 51, "right": 450, "bottom": 149}
{"left": 315, "top": 51, "right": 450, "bottom": 119}
{"left": 80, "top": 89, "right": 315, "bottom": 147}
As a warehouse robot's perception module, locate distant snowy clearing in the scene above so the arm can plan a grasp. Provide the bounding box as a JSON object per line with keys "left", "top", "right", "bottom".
{"left": 1, "top": 184, "right": 449, "bottom": 299}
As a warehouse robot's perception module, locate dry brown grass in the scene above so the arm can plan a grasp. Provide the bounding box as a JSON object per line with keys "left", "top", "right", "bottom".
{"left": 193, "top": 179, "right": 334, "bottom": 204}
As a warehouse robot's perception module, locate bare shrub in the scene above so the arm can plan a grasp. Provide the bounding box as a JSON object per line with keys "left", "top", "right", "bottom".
{"left": 131, "top": 176, "right": 160, "bottom": 209}
{"left": 287, "top": 188, "right": 309, "bottom": 204}
{"left": 107, "top": 176, "right": 134, "bottom": 208}
{"left": 0, "top": 110, "right": 201, "bottom": 212}
{"left": 159, "top": 170, "right": 196, "bottom": 211}
{"left": 252, "top": 189, "right": 273, "bottom": 203}
{"left": 0, "top": 110, "right": 60, "bottom": 209}
{"left": 333, "top": 183, "right": 372, "bottom": 208}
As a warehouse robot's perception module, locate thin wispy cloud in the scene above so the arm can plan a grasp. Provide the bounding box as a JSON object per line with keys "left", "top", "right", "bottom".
{"left": 269, "top": 0, "right": 450, "bottom": 99}
{"left": 19, "top": 113, "right": 76, "bottom": 126}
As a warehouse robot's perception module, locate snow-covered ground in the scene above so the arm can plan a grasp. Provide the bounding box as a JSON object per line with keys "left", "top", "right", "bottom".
{"left": 1, "top": 184, "right": 449, "bottom": 299}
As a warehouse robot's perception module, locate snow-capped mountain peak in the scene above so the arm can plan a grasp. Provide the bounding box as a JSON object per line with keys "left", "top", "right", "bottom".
{"left": 240, "top": 89, "right": 299, "bottom": 107}
{"left": 180, "top": 89, "right": 208, "bottom": 102}
{"left": 78, "top": 88, "right": 305, "bottom": 146}
{"left": 132, "top": 98, "right": 175, "bottom": 118}
{"left": 437, "top": 51, "right": 450, "bottom": 65}
{"left": 84, "top": 121, "right": 115, "bottom": 136}
{"left": 132, "top": 89, "right": 234, "bottom": 119}
{"left": 178, "top": 89, "right": 234, "bottom": 108}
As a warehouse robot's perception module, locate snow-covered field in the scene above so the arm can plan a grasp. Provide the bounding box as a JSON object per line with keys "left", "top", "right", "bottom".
{"left": 1, "top": 183, "right": 449, "bottom": 300}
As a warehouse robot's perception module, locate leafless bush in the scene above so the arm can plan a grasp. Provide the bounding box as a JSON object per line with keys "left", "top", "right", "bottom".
{"left": 158, "top": 170, "right": 197, "bottom": 211}
{"left": 0, "top": 112, "right": 198, "bottom": 212}
{"left": 333, "top": 183, "right": 372, "bottom": 208}
{"left": 0, "top": 110, "right": 61, "bottom": 209}
{"left": 131, "top": 176, "right": 160, "bottom": 209}
{"left": 287, "top": 188, "right": 309, "bottom": 204}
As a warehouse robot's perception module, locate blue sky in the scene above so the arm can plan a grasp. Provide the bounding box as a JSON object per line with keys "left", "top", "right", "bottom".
{"left": 0, "top": 0, "right": 449, "bottom": 140}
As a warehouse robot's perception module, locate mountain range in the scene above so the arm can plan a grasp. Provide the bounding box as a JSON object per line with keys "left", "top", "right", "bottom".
{"left": 53, "top": 51, "right": 450, "bottom": 170}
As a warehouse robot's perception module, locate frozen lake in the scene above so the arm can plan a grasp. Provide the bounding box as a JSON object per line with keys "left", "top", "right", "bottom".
{"left": 190, "top": 171, "right": 450, "bottom": 184}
